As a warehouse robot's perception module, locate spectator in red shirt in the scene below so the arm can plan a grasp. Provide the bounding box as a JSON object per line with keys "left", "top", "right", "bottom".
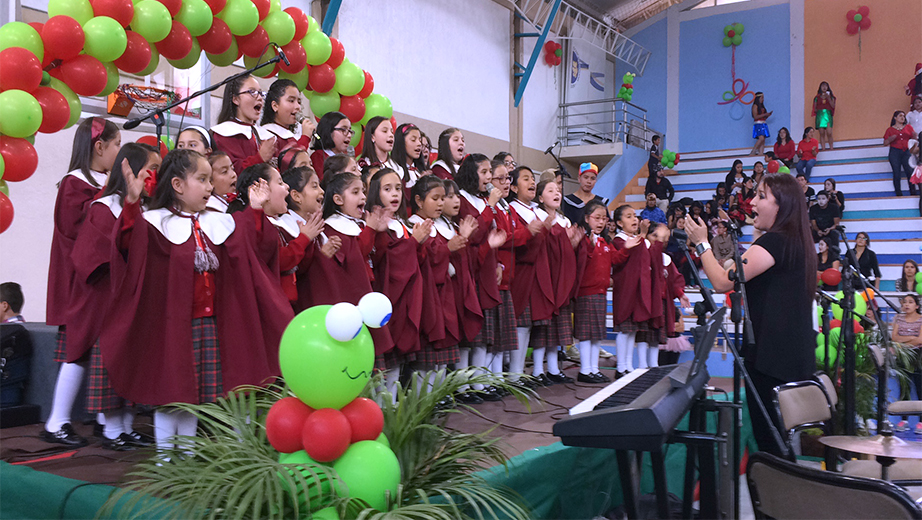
{"left": 812, "top": 82, "right": 836, "bottom": 150}
{"left": 795, "top": 127, "right": 820, "bottom": 181}
{"left": 773, "top": 127, "right": 796, "bottom": 168}
{"left": 884, "top": 110, "right": 917, "bottom": 197}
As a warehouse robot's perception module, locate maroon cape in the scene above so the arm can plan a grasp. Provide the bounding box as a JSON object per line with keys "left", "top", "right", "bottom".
{"left": 663, "top": 260, "right": 686, "bottom": 337}
{"left": 416, "top": 230, "right": 450, "bottom": 348}
{"left": 545, "top": 221, "right": 581, "bottom": 310}
{"left": 459, "top": 195, "right": 501, "bottom": 311}
{"left": 610, "top": 237, "right": 665, "bottom": 327}
{"left": 448, "top": 232, "right": 482, "bottom": 343}
{"left": 509, "top": 206, "right": 555, "bottom": 321}
{"left": 101, "top": 204, "right": 293, "bottom": 405}
{"left": 212, "top": 132, "right": 263, "bottom": 173}
{"left": 371, "top": 226, "right": 423, "bottom": 355}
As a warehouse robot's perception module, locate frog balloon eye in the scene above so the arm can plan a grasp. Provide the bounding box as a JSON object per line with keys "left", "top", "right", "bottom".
{"left": 358, "top": 292, "right": 392, "bottom": 329}
{"left": 325, "top": 302, "right": 364, "bottom": 342}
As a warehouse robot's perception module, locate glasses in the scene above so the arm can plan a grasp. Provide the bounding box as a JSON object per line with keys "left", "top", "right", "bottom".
{"left": 504, "top": 159, "right": 516, "bottom": 168}
{"left": 333, "top": 127, "right": 355, "bottom": 136}
{"left": 238, "top": 89, "right": 266, "bottom": 99}
{"left": 493, "top": 176, "right": 511, "bottom": 184}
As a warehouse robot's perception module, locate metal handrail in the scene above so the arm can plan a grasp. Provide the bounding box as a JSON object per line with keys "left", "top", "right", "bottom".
{"left": 557, "top": 98, "right": 662, "bottom": 150}
{"left": 560, "top": 97, "right": 648, "bottom": 112}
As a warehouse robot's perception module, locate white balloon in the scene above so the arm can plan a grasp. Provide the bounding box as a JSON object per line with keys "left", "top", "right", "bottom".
{"left": 358, "top": 292, "right": 392, "bottom": 328}
{"left": 325, "top": 302, "right": 364, "bottom": 342}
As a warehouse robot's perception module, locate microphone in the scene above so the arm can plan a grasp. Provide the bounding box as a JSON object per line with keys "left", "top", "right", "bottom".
{"left": 672, "top": 228, "right": 688, "bottom": 242}
{"left": 123, "top": 118, "right": 142, "bottom": 130}
{"left": 272, "top": 43, "right": 290, "bottom": 66}
{"left": 544, "top": 141, "right": 559, "bottom": 155}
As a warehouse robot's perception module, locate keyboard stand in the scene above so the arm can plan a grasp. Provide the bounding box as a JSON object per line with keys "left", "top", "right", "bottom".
{"left": 615, "top": 447, "right": 672, "bottom": 520}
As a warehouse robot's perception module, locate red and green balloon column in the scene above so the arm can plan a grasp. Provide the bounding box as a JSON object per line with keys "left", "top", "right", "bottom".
{"left": 815, "top": 268, "right": 874, "bottom": 365}
{"left": 0, "top": 0, "right": 393, "bottom": 233}
{"left": 717, "top": 22, "right": 756, "bottom": 121}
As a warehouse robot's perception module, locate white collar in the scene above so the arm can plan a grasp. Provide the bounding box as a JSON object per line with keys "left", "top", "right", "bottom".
{"left": 64, "top": 169, "right": 108, "bottom": 187}
{"left": 663, "top": 253, "right": 672, "bottom": 267}
{"left": 387, "top": 217, "right": 409, "bottom": 236}
{"left": 408, "top": 214, "right": 437, "bottom": 237}
{"left": 460, "top": 189, "right": 486, "bottom": 213}
{"left": 92, "top": 194, "right": 124, "bottom": 218}
{"left": 269, "top": 211, "right": 301, "bottom": 237}
{"left": 615, "top": 230, "right": 650, "bottom": 248}
{"left": 431, "top": 159, "right": 457, "bottom": 173}
{"left": 256, "top": 122, "right": 297, "bottom": 141}
{"left": 534, "top": 207, "right": 570, "bottom": 227}
{"left": 205, "top": 194, "right": 230, "bottom": 213}
{"left": 211, "top": 120, "right": 254, "bottom": 139}
{"left": 511, "top": 199, "right": 537, "bottom": 223}
{"left": 143, "top": 208, "right": 236, "bottom": 245}
{"left": 288, "top": 209, "right": 306, "bottom": 225}
{"left": 433, "top": 217, "right": 456, "bottom": 239}
{"left": 325, "top": 212, "right": 362, "bottom": 236}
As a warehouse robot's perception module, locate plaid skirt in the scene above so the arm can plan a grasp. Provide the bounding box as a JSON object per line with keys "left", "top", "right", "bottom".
{"left": 492, "top": 290, "right": 518, "bottom": 354}
{"left": 472, "top": 305, "right": 497, "bottom": 348}
{"left": 613, "top": 318, "right": 650, "bottom": 334}
{"left": 515, "top": 302, "right": 551, "bottom": 328}
{"left": 531, "top": 304, "right": 574, "bottom": 348}
{"left": 86, "top": 341, "right": 129, "bottom": 413}
{"left": 374, "top": 349, "right": 415, "bottom": 371}
{"left": 192, "top": 317, "right": 223, "bottom": 404}
{"left": 53, "top": 327, "right": 67, "bottom": 363}
{"left": 573, "top": 293, "right": 607, "bottom": 341}
{"left": 413, "top": 342, "right": 460, "bottom": 368}
{"left": 636, "top": 326, "right": 667, "bottom": 346}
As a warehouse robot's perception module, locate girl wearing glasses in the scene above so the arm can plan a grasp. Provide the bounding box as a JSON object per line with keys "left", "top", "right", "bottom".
{"left": 212, "top": 75, "right": 277, "bottom": 173}
{"left": 309, "top": 111, "right": 352, "bottom": 181}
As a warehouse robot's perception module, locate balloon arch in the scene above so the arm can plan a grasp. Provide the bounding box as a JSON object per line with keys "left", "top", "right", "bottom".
{"left": 0, "top": 0, "right": 393, "bottom": 233}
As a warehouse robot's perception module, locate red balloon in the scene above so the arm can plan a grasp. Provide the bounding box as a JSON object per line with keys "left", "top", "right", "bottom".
{"left": 854, "top": 320, "right": 865, "bottom": 334}
{"left": 308, "top": 64, "right": 335, "bottom": 93}
{"left": 285, "top": 7, "right": 309, "bottom": 41}
{"left": 60, "top": 54, "right": 107, "bottom": 96}
{"left": 48, "top": 66, "right": 65, "bottom": 81}
{"left": 203, "top": 0, "right": 225, "bottom": 15}
{"left": 156, "top": 22, "right": 194, "bottom": 60}
{"left": 326, "top": 37, "right": 344, "bottom": 69}
{"left": 236, "top": 25, "right": 269, "bottom": 58}
{"left": 156, "top": 0, "right": 181, "bottom": 17}
{"left": 357, "top": 71, "right": 374, "bottom": 98}
{"left": 389, "top": 116, "right": 397, "bottom": 132}
{"left": 846, "top": 23, "right": 859, "bottom": 35}
{"left": 857, "top": 5, "right": 869, "bottom": 16}
{"left": 43, "top": 16, "right": 85, "bottom": 61}
{"left": 28, "top": 22, "right": 44, "bottom": 33}
{"left": 33, "top": 86, "right": 70, "bottom": 134}
{"left": 674, "top": 153, "right": 680, "bottom": 163}
{"left": 0, "top": 192, "right": 12, "bottom": 234}
{"left": 858, "top": 18, "right": 870, "bottom": 30}
{"left": 0, "top": 137, "right": 39, "bottom": 182}
{"left": 766, "top": 160, "right": 780, "bottom": 173}
{"left": 543, "top": 41, "right": 555, "bottom": 52}
{"left": 136, "top": 135, "right": 169, "bottom": 158}
{"left": 337, "top": 95, "right": 365, "bottom": 124}
{"left": 340, "top": 397, "right": 384, "bottom": 443}
{"left": 821, "top": 268, "right": 842, "bottom": 287}
{"left": 829, "top": 319, "right": 842, "bottom": 331}
{"left": 266, "top": 397, "right": 315, "bottom": 454}
{"left": 279, "top": 41, "right": 306, "bottom": 73}
{"left": 0, "top": 48, "right": 43, "bottom": 92}
{"left": 251, "top": 0, "right": 270, "bottom": 20}
{"left": 845, "top": 9, "right": 857, "bottom": 21}
{"left": 301, "top": 408, "right": 351, "bottom": 462}
{"left": 91, "top": 0, "right": 134, "bottom": 27}
{"left": 113, "top": 30, "right": 152, "bottom": 74}
{"left": 198, "top": 17, "right": 233, "bottom": 55}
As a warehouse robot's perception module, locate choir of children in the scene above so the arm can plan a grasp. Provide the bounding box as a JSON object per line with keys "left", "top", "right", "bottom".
{"left": 41, "top": 76, "right": 688, "bottom": 452}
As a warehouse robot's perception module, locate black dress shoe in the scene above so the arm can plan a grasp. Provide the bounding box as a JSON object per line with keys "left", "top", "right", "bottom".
{"left": 535, "top": 373, "right": 554, "bottom": 386}
{"left": 92, "top": 421, "right": 104, "bottom": 438}
{"left": 593, "top": 372, "right": 612, "bottom": 383}
{"left": 455, "top": 392, "right": 484, "bottom": 405}
{"left": 546, "top": 372, "right": 574, "bottom": 384}
{"left": 519, "top": 376, "right": 540, "bottom": 389}
{"left": 40, "top": 423, "right": 89, "bottom": 447}
{"left": 478, "top": 386, "right": 504, "bottom": 401}
{"left": 126, "top": 430, "right": 154, "bottom": 447}
{"left": 615, "top": 370, "right": 630, "bottom": 380}
{"left": 101, "top": 433, "right": 139, "bottom": 451}
{"left": 577, "top": 372, "right": 601, "bottom": 383}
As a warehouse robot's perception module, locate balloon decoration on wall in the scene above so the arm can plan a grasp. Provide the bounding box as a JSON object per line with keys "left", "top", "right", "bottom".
{"left": 543, "top": 40, "right": 562, "bottom": 66}
{"left": 660, "top": 148, "right": 679, "bottom": 169}
{"left": 845, "top": 6, "right": 871, "bottom": 60}
{"left": 0, "top": 0, "right": 392, "bottom": 234}
{"left": 616, "top": 72, "right": 635, "bottom": 102}
{"left": 716, "top": 22, "right": 754, "bottom": 120}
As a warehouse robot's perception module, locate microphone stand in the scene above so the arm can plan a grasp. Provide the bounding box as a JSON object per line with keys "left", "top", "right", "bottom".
{"left": 544, "top": 141, "right": 573, "bottom": 178}
{"left": 122, "top": 54, "right": 284, "bottom": 146}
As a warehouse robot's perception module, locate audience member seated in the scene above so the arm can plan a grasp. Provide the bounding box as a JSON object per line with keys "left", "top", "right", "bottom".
{"left": 895, "top": 259, "right": 919, "bottom": 292}
{"left": 729, "top": 177, "right": 755, "bottom": 224}
{"left": 816, "top": 237, "right": 841, "bottom": 292}
{"left": 751, "top": 161, "right": 765, "bottom": 186}
{"left": 852, "top": 231, "right": 881, "bottom": 291}
{"left": 688, "top": 200, "right": 704, "bottom": 223}
{"left": 809, "top": 190, "right": 840, "bottom": 248}
{"left": 796, "top": 127, "right": 820, "bottom": 180}
{"left": 773, "top": 127, "right": 796, "bottom": 167}
{"left": 884, "top": 110, "right": 917, "bottom": 197}
{"left": 640, "top": 193, "right": 667, "bottom": 224}
{"left": 823, "top": 178, "right": 845, "bottom": 216}
{"left": 1, "top": 282, "right": 32, "bottom": 409}
{"left": 1, "top": 282, "right": 25, "bottom": 323}
{"left": 710, "top": 220, "right": 734, "bottom": 266}
{"left": 645, "top": 167, "right": 674, "bottom": 213}
{"left": 891, "top": 293, "right": 921, "bottom": 433}
{"left": 666, "top": 213, "right": 700, "bottom": 287}
{"left": 666, "top": 201, "right": 686, "bottom": 229}
{"left": 724, "top": 160, "right": 746, "bottom": 196}
{"left": 797, "top": 174, "right": 815, "bottom": 205}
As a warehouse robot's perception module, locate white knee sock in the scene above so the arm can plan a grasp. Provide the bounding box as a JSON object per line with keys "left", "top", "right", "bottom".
{"left": 546, "top": 347, "right": 561, "bottom": 375}
{"left": 509, "top": 327, "right": 531, "bottom": 380}
{"left": 636, "top": 342, "right": 649, "bottom": 369}
{"left": 648, "top": 345, "right": 659, "bottom": 368}
{"left": 578, "top": 340, "right": 593, "bottom": 375}
{"left": 384, "top": 367, "right": 400, "bottom": 403}
{"left": 97, "top": 413, "right": 105, "bottom": 425}
{"left": 488, "top": 352, "right": 503, "bottom": 375}
{"left": 103, "top": 410, "right": 127, "bottom": 440}
{"left": 591, "top": 342, "right": 601, "bottom": 373}
{"left": 470, "top": 346, "right": 487, "bottom": 390}
{"left": 457, "top": 347, "right": 471, "bottom": 391}
{"left": 176, "top": 410, "right": 198, "bottom": 438}
{"left": 123, "top": 408, "right": 136, "bottom": 432}
{"left": 615, "top": 334, "right": 629, "bottom": 372}
{"left": 154, "top": 409, "right": 179, "bottom": 452}
{"left": 532, "top": 347, "right": 546, "bottom": 376}
{"left": 46, "top": 362, "right": 87, "bottom": 432}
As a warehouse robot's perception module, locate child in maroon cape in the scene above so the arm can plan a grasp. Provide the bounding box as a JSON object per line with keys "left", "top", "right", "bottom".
{"left": 573, "top": 201, "right": 637, "bottom": 384}
{"left": 610, "top": 205, "right": 665, "bottom": 378}
{"left": 651, "top": 222, "right": 691, "bottom": 367}
{"left": 530, "top": 179, "right": 582, "bottom": 386}
{"left": 211, "top": 74, "right": 276, "bottom": 173}
{"left": 71, "top": 143, "right": 160, "bottom": 450}
{"left": 366, "top": 168, "right": 427, "bottom": 397}
{"left": 507, "top": 167, "right": 553, "bottom": 389}
{"left": 309, "top": 112, "right": 352, "bottom": 182}
{"left": 103, "top": 149, "right": 294, "bottom": 455}
{"left": 358, "top": 117, "right": 400, "bottom": 171}
{"left": 204, "top": 151, "right": 237, "bottom": 213}
{"left": 489, "top": 161, "right": 519, "bottom": 393}
{"left": 256, "top": 79, "right": 313, "bottom": 158}
{"left": 639, "top": 223, "right": 677, "bottom": 369}
{"left": 42, "top": 117, "right": 121, "bottom": 448}
{"left": 175, "top": 126, "right": 213, "bottom": 156}
{"left": 430, "top": 128, "right": 464, "bottom": 180}
{"left": 455, "top": 154, "right": 507, "bottom": 403}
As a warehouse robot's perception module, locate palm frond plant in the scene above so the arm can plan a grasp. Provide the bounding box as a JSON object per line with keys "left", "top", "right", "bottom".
{"left": 102, "top": 369, "right": 538, "bottom": 519}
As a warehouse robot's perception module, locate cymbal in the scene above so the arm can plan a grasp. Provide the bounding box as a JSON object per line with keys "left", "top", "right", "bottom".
{"left": 819, "top": 435, "right": 922, "bottom": 459}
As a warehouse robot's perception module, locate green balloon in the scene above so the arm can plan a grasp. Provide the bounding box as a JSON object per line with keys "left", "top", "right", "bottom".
{"left": 278, "top": 450, "right": 336, "bottom": 512}
{"left": 269, "top": 0, "right": 281, "bottom": 13}
{"left": 176, "top": 0, "right": 213, "bottom": 37}
{"left": 306, "top": 15, "right": 319, "bottom": 34}
{"left": 0, "top": 90, "right": 43, "bottom": 138}
{"left": 778, "top": 166, "right": 790, "bottom": 174}
{"left": 831, "top": 290, "right": 866, "bottom": 321}
{"left": 815, "top": 332, "right": 837, "bottom": 364}
{"left": 334, "top": 60, "right": 364, "bottom": 97}
{"left": 279, "top": 67, "right": 309, "bottom": 91}
{"left": 0, "top": 22, "right": 45, "bottom": 63}
{"left": 0, "top": 154, "right": 4, "bottom": 181}
{"left": 375, "top": 432, "right": 390, "bottom": 448}
{"left": 831, "top": 291, "right": 845, "bottom": 320}
{"left": 243, "top": 49, "right": 277, "bottom": 77}
{"left": 278, "top": 305, "right": 374, "bottom": 409}
{"left": 131, "top": 0, "right": 172, "bottom": 43}
{"left": 47, "top": 77, "right": 81, "bottom": 128}
{"left": 312, "top": 508, "right": 339, "bottom": 520}
{"left": 206, "top": 39, "right": 239, "bottom": 67}
{"left": 83, "top": 16, "right": 128, "bottom": 62}
{"left": 348, "top": 122, "right": 362, "bottom": 148}
{"left": 219, "top": 0, "right": 259, "bottom": 36}
{"left": 731, "top": 34, "right": 742, "bottom": 46}
{"left": 100, "top": 61, "right": 120, "bottom": 96}
{"left": 723, "top": 36, "right": 732, "bottom": 47}
{"left": 308, "top": 91, "right": 341, "bottom": 120}
{"left": 167, "top": 39, "right": 202, "bottom": 69}
{"left": 332, "top": 441, "right": 400, "bottom": 511}
{"left": 853, "top": 13, "right": 862, "bottom": 22}
{"left": 661, "top": 157, "right": 668, "bottom": 166}
{"left": 0, "top": 180, "right": 8, "bottom": 197}
{"left": 302, "top": 31, "right": 331, "bottom": 66}
{"left": 139, "top": 44, "right": 161, "bottom": 76}
{"left": 261, "top": 11, "right": 295, "bottom": 47}
{"left": 723, "top": 25, "right": 732, "bottom": 36}
{"left": 48, "top": 0, "right": 94, "bottom": 26}
{"left": 361, "top": 93, "right": 392, "bottom": 125}
{"left": 733, "top": 23, "right": 744, "bottom": 35}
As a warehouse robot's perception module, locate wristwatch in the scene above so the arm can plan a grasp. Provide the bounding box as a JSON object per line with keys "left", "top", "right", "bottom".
{"left": 695, "top": 242, "right": 712, "bottom": 257}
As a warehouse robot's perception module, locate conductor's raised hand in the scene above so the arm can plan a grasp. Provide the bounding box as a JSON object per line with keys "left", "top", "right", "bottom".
{"left": 684, "top": 214, "right": 708, "bottom": 246}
